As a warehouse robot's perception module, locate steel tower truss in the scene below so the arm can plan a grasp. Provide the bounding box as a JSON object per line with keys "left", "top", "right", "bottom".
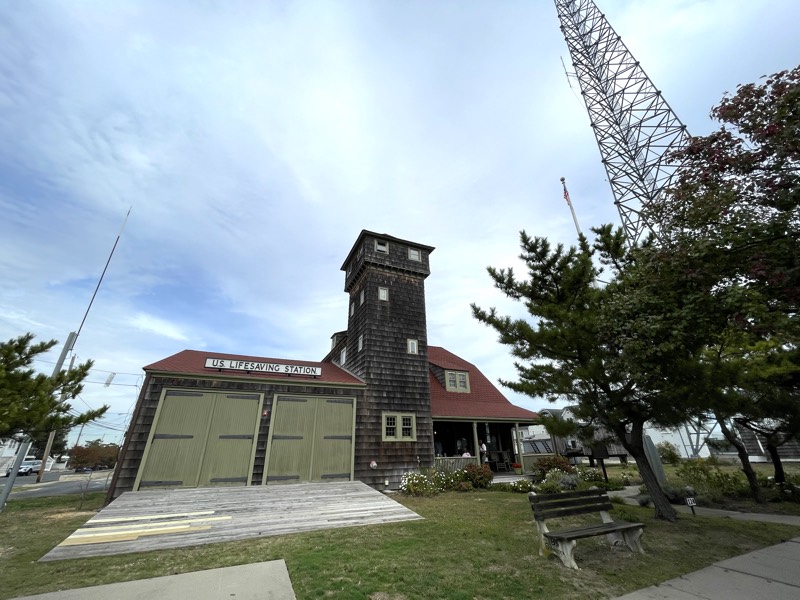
{"left": 555, "top": 0, "right": 691, "bottom": 244}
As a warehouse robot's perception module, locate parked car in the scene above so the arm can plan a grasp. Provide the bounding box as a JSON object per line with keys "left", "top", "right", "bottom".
{"left": 74, "top": 466, "right": 93, "bottom": 474}
{"left": 4, "top": 460, "right": 41, "bottom": 477}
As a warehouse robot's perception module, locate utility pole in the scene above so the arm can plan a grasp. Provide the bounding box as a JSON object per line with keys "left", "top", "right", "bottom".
{"left": 1, "top": 208, "right": 130, "bottom": 511}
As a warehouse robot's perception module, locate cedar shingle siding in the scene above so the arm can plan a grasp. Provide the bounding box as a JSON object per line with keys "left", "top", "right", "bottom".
{"left": 338, "top": 232, "right": 435, "bottom": 488}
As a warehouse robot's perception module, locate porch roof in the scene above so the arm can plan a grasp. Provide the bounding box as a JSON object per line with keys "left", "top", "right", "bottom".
{"left": 428, "top": 346, "right": 538, "bottom": 422}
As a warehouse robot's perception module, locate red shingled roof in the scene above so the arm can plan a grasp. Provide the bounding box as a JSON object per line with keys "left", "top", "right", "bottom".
{"left": 428, "top": 346, "right": 538, "bottom": 421}
{"left": 144, "top": 349, "right": 364, "bottom": 386}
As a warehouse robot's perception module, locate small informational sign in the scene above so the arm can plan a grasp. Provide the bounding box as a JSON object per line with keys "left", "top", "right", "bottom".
{"left": 685, "top": 496, "right": 697, "bottom": 515}
{"left": 204, "top": 357, "right": 322, "bottom": 376}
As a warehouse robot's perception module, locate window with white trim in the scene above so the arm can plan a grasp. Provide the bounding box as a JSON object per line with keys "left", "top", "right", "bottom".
{"left": 359, "top": 289, "right": 364, "bottom": 305}
{"left": 382, "top": 412, "right": 416, "bottom": 441}
{"left": 375, "top": 240, "right": 389, "bottom": 254}
{"left": 340, "top": 348, "right": 347, "bottom": 365}
{"left": 407, "top": 339, "right": 418, "bottom": 354}
{"left": 445, "top": 370, "right": 470, "bottom": 393}
{"left": 349, "top": 302, "right": 354, "bottom": 317}
{"left": 378, "top": 287, "right": 389, "bottom": 301}
{"left": 358, "top": 335, "right": 363, "bottom": 351}
{"left": 408, "top": 248, "right": 421, "bottom": 261}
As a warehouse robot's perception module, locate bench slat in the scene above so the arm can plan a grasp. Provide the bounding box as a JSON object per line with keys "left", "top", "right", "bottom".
{"left": 534, "top": 502, "right": 614, "bottom": 521}
{"left": 546, "top": 521, "right": 645, "bottom": 542}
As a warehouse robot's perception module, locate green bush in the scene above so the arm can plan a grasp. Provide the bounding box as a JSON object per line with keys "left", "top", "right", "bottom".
{"left": 675, "top": 458, "right": 749, "bottom": 502}
{"left": 577, "top": 467, "right": 604, "bottom": 482}
{"left": 464, "top": 463, "right": 493, "bottom": 489}
{"left": 456, "top": 481, "right": 474, "bottom": 492}
{"left": 657, "top": 441, "right": 682, "bottom": 465}
{"left": 400, "top": 471, "right": 437, "bottom": 496}
{"left": 430, "top": 468, "right": 466, "bottom": 491}
{"left": 534, "top": 480, "right": 562, "bottom": 494}
{"left": 532, "top": 455, "right": 575, "bottom": 479}
{"left": 489, "top": 482, "right": 513, "bottom": 492}
{"left": 509, "top": 479, "right": 535, "bottom": 493}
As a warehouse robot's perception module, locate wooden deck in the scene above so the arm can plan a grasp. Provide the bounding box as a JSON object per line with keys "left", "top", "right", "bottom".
{"left": 41, "top": 481, "right": 423, "bottom": 562}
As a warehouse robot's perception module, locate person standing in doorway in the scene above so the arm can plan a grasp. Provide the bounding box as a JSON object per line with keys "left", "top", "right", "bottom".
{"left": 479, "top": 440, "right": 487, "bottom": 463}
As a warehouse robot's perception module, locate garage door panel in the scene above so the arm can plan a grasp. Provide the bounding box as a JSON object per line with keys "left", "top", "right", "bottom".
{"left": 198, "top": 393, "right": 261, "bottom": 487}
{"left": 310, "top": 399, "right": 354, "bottom": 481}
{"left": 138, "top": 392, "right": 215, "bottom": 489}
{"left": 266, "top": 397, "right": 315, "bottom": 483}
{"left": 268, "top": 396, "right": 354, "bottom": 484}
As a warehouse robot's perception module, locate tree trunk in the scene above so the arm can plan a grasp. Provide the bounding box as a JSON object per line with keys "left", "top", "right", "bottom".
{"left": 616, "top": 422, "right": 678, "bottom": 522}
{"left": 766, "top": 443, "right": 786, "bottom": 484}
{"left": 715, "top": 412, "right": 764, "bottom": 503}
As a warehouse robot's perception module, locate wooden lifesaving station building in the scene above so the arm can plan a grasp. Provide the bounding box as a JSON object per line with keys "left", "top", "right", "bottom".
{"left": 108, "top": 231, "right": 537, "bottom": 501}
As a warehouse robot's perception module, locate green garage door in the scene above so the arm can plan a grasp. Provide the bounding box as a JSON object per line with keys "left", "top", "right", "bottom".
{"left": 136, "top": 390, "right": 262, "bottom": 490}
{"left": 266, "top": 396, "right": 355, "bottom": 484}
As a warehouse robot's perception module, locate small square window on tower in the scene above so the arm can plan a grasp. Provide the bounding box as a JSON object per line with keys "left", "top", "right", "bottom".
{"left": 408, "top": 247, "right": 421, "bottom": 261}
{"left": 375, "top": 239, "right": 389, "bottom": 254}
{"left": 407, "top": 339, "right": 418, "bottom": 354}
{"left": 378, "top": 287, "right": 389, "bottom": 301}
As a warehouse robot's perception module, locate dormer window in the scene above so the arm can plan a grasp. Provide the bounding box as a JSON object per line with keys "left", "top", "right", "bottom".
{"left": 375, "top": 240, "right": 389, "bottom": 254}
{"left": 445, "top": 370, "right": 470, "bottom": 393}
{"left": 408, "top": 248, "right": 421, "bottom": 261}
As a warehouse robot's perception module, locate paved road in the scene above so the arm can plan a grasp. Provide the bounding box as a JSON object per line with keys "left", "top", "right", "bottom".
{"left": 1, "top": 470, "right": 112, "bottom": 498}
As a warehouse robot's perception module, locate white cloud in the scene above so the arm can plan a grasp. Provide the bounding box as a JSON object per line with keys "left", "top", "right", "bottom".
{"left": 1, "top": 0, "right": 798, "bottom": 443}
{"left": 128, "top": 313, "right": 189, "bottom": 342}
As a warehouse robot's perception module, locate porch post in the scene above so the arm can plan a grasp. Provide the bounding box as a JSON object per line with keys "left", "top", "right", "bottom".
{"left": 472, "top": 421, "right": 479, "bottom": 457}
{"left": 514, "top": 423, "right": 522, "bottom": 463}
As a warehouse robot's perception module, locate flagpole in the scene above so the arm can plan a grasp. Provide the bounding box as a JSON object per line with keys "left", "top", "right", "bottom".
{"left": 560, "top": 177, "right": 582, "bottom": 238}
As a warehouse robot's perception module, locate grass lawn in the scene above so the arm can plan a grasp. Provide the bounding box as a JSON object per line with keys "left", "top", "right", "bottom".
{"left": 2, "top": 490, "right": 800, "bottom": 600}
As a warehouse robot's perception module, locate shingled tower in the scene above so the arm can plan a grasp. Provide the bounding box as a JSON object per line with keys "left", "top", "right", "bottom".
{"left": 336, "top": 230, "right": 435, "bottom": 488}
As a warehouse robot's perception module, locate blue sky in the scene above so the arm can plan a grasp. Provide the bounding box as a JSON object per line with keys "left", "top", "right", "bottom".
{"left": 1, "top": 0, "right": 799, "bottom": 447}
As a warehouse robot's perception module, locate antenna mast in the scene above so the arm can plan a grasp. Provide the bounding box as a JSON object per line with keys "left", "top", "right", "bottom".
{"left": 560, "top": 177, "right": 582, "bottom": 239}
{"left": 554, "top": 0, "right": 691, "bottom": 244}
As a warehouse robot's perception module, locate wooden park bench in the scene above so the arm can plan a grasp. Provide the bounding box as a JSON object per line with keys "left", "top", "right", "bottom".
{"left": 528, "top": 489, "right": 645, "bottom": 569}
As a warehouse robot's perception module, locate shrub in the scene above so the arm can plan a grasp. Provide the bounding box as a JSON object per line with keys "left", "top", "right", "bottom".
{"left": 532, "top": 455, "right": 575, "bottom": 479}
{"left": 489, "top": 482, "right": 513, "bottom": 492}
{"left": 577, "top": 467, "right": 604, "bottom": 482}
{"left": 600, "top": 478, "right": 626, "bottom": 491}
{"left": 657, "top": 441, "right": 682, "bottom": 465}
{"left": 464, "top": 463, "right": 493, "bottom": 489}
{"left": 456, "top": 481, "right": 474, "bottom": 492}
{"left": 430, "top": 468, "right": 465, "bottom": 491}
{"left": 535, "top": 480, "right": 563, "bottom": 494}
{"left": 675, "top": 458, "right": 750, "bottom": 502}
{"left": 400, "top": 471, "right": 437, "bottom": 496}
{"left": 509, "top": 479, "right": 535, "bottom": 493}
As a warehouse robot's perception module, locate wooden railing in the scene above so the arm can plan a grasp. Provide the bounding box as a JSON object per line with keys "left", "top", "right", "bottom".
{"left": 434, "top": 456, "right": 479, "bottom": 472}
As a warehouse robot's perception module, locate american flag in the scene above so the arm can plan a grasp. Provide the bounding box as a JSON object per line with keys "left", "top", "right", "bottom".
{"left": 563, "top": 185, "right": 572, "bottom": 207}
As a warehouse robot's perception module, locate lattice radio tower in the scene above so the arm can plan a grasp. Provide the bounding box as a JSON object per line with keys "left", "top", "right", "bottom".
{"left": 555, "top": 0, "right": 692, "bottom": 244}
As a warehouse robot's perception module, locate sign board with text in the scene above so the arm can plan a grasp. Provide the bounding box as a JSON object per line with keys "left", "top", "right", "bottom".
{"left": 204, "top": 357, "right": 322, "bottom": 377}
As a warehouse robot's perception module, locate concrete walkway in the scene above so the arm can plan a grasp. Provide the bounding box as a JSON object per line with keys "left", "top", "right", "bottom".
{"left": 614, "top": 537, "right": 800, "bottom": 599}
{"left": 608, "top": 486, "right": 800, "bottom": 599}
{"left": 11, "top": 561, "right": 296, "bottom": 600}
